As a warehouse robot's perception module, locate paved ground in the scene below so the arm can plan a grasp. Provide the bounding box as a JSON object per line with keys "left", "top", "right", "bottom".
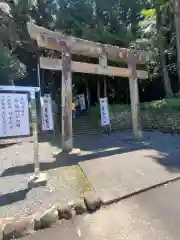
{"left": 1, "top": 130, "right": 180, "bottom": 219}
{"left": 21, "top": 180, "right": 180, "bottom": 240}
{"left": 0, "top": 138, "right": 91, "bottom": 218}
{"left": 79, "top": 131, "right": 180, "bottom": 203}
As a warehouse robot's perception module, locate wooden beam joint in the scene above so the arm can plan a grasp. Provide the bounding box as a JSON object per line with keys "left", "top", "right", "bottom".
{"left": 99, "top": 45, "right": 108, "bottom": 69}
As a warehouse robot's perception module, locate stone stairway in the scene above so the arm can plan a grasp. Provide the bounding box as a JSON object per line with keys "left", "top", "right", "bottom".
{"left": 72, "top": 115, "right": 100, "bottom": 136}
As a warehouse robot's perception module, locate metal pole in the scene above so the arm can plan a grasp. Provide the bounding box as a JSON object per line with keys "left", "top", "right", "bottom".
{"left": 28, "top": 58, "right": 47, "bottom": 188}
{"left": 32, "top": 63, "right": 41, "bottom": 177}
{"left": 37, "top": 63, "right": 42, "bottom": 96}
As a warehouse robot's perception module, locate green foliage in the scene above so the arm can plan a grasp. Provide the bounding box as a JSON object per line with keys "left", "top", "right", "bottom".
{"left": 0, "top": 0, "right": 57, "bottom": 84}
{"left": 88, "top": 98, "right": 180, "bottom": 127}
{"left": 55, "top": 0, "right": 150, "bottom": 46}
{"left": 131, "top": 0, "right": 177, "bottom": 95}
{"left": 0, "top": 1, "right": 30, "bottom": 83}
{"left": 141, "top": 98, "right": 180, "bottom": 110}
{"left": 140, "top": 8, "right": 156, "bottom": 19}
{"left": 0, "top": 43, "right": 26, "bottom": 83}
{"left": 0, "top": 0, "right": 178, "bottom": 98}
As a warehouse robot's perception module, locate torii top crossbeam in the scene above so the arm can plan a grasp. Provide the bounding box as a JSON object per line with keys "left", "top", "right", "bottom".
{"left": 27, "top": 22, "right": 150, "bottom": 64}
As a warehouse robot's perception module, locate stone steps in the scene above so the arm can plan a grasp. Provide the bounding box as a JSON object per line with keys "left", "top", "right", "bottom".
{"left": 72, "top": 117, "right": 100, "bottom": 136}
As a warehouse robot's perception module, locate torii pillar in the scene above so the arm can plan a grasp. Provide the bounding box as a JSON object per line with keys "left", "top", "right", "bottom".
{"left": 128, "top": 54, "right": 143, "bottom": 140}
{"left": 61, "top": 44, "right": 73, "bottom": 151}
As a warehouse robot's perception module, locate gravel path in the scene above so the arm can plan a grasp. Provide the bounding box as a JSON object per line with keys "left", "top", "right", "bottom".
{"left": 0, "top": 139, "right": 91, "bottom": 219}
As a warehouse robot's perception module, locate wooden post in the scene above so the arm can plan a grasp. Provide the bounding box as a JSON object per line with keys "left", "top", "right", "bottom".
{"left": 97, "top": 78, "right": 100, "bottom": 101}
{"left": 99, "top": 46, "right": 107, "bottom": 98}
{"left": 61, "top": 44, "right": 73, "bottom": 151}
{"left": 104, "top": 78, "right": 107, "bottom": 97}
{"left": 128, "top": 54, "right": 142, "bottom": 140}
{"left": 86, "top": 80, "right": 90, "bottom": 108}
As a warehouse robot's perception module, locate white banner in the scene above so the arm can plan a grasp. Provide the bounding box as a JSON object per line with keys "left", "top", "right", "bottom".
{"left": 99, "top": 98, "right": 110, "bottom": 126}
{"left": 0, "top": 93, "right": 30, "bottom": 138}
{"left": 78, "top": 94, "right": 86, "bottom": 110}
{"left": 41, "top": 94, "right": 53, "bottom": 131}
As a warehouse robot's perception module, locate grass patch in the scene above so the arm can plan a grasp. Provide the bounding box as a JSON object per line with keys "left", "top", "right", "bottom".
{"left": 74, "top": 165, "right": 93, "bottom": 194}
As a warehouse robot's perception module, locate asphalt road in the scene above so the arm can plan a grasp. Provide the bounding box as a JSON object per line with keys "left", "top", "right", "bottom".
{"left": 22, "top": 180, "right": 180, "bottom": 240}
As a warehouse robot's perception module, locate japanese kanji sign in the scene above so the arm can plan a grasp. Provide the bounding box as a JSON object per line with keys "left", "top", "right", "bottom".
{"left": 0, "top": 92, "right": 30, "bottom": 138}
{"left": 41, "top": 94, "right": 53, "bottom": 131}
{"left": 78, "top": 94, "right": 86, "bottom": 110}
{"left": 99, "top": 98, "right": 110, "bottom": 126}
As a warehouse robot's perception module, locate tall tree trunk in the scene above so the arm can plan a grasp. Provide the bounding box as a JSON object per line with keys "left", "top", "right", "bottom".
{"left": 154, "top": 0, "right": 173, "bottom": 98}
{"left": 172, "top": 0, "right": 180, "bottom": 86}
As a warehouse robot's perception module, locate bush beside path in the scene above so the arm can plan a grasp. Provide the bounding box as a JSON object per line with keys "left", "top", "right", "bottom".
{"left": 89, "top": 98, "right": 180, "bottom": 133}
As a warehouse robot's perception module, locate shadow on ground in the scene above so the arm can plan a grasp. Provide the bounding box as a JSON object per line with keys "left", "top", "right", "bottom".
{"left": 1, "top": 139, "right": 147, "bottom": 177}
{"left": 0, "top": 143, "right": 17, "bottom": 149}
{"left": 2, "top": 131, "right": 180, "bottom": 178}
{"left": 146, "top": 152, "right": 180, "bottom": 173}
{"left": 0, "top": 189, "right": 29, "bottom": 207}
{"left": 1, "top": 131, "right": 180, "bottom": 210}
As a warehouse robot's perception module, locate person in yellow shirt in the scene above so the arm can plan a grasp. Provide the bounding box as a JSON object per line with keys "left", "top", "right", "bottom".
{"left": 72, "top": 102, "right": 76, "bottom": 119}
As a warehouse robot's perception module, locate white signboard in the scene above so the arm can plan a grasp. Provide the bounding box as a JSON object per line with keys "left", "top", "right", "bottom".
{"left": 41, "top": 94, "right": 53, "bottom": 131}
{"left": 0, "top": 86, "right": 39, "bottom": 100}
{"left": 78, "top": 94, "right": 86, "bottom": 110}
{"left": 99, "top": 98, "right": 110, "bottom": 126}
{"left": 0, "top": 93, "right": 30, "bottom": 138}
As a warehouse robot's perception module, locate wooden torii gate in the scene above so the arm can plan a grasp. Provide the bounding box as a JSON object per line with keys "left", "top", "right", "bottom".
{"left": 27, "top": 23, "right": 150, "bottom": 152}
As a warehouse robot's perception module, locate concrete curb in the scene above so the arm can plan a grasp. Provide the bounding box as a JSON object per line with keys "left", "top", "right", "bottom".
{"left": 1, "top": 193, "right": 102, "bottom": 240}
{"left": 2, "top": 177, "right": 177, "bottom": 240}
{"left": 101, "top": 176, "right": 180, "bottom": 206}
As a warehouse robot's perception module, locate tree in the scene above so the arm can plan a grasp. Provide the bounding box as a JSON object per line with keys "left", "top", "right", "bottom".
{"left": 55, "top": 0, "right": 150, "bottom": 46}
{"left": 131, "top": 1, "right": 174, "bottom": 98}
{"left": 0, "top": 44, "right": 26, "bottom": 83}
{"left": 154, "top": 0, "right": 173, "bottom": 97}
{"left": 0, "top": 2, "right": 27, "bottom": 84}
{"left": 171, "top": 0, "right": 180, "bottom": 85}
{"left": 0, "top": 0, "right": 58, "bottom": 86}
{"left": 2, "top": 0, "right": 177, "bottom": 101}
